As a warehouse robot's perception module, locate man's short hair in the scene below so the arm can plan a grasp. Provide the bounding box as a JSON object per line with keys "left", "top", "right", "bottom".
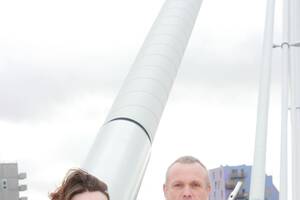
{"left": 170, "top": 155, "right": 207, "bottom": 169}
{"left": 165, "top": 155, "right": 210, "bottom": 186}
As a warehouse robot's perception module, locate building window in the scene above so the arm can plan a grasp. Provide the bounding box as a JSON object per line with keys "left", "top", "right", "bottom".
{"left": 241, "top": 168, "right": 245, "bottom": 177}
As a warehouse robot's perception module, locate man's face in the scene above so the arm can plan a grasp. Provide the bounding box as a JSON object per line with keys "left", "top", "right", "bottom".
{"left": 163, "top": 163, "right": 211, "bottom": 200}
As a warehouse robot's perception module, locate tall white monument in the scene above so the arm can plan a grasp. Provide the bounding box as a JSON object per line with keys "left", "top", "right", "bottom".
{"left": 83, "top": 0, "right": 203, "bottom": 200}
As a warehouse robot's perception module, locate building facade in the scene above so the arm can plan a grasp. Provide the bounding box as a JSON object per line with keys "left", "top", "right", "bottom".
{"left": 209, "top": 165, "right": 279, "bottom": 200}
{"left": 0, "top": 163, "right": 27, "bottom": 200}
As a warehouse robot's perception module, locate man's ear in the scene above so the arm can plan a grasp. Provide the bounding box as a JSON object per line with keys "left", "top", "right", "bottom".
{"left": 163, "top": 183, "right": 167, "bottom": 197}
{"left": 207, "top": 184, "right": 212, "bottom": 193}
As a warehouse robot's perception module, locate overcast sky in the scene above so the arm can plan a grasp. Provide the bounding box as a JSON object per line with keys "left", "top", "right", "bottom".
{"left": 0, "top": 0, "right": 287, "bottom": 199}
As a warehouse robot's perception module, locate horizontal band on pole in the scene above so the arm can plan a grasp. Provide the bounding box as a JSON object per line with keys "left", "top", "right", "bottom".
{"left": 108, "top": 117, "right": 152, "bottom": 143}
{"left": 273, "top": 41, "right": 300, "bottom": 48}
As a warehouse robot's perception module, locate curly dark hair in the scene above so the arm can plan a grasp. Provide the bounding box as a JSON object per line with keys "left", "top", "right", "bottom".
{"left": 49, "top": 169, "right": 109, "bottom": 200}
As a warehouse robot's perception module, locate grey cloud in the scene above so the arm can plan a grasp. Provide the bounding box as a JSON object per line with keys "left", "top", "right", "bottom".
{"left": 178, "top": 32, "right": 281, "bottom": 88}
{"left": 0, "top": 26, "right": 281, "bottom": 123}
{"left": 0, "top": 58, "right": 129, "bottom": 121}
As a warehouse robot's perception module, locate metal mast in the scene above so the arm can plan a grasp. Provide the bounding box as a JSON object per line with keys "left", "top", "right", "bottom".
{"left": 251, "top": 0, "right": 300, "bottom": 199}
{"left": 279, "top": 0, "right": 290, "bottom": 199}
{"left": 290, "top": 0, "right": 300, "bottom": 199}
{"left": 82, "top": 0, "right": 203, "bottom": 200}
{"left": 249, "top": 0, "right": 276, "bottom": 199}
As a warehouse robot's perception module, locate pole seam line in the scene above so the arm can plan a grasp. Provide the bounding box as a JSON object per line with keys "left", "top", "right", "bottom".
{"left": 108, "top": 117, "right": 152, "bottom": 143}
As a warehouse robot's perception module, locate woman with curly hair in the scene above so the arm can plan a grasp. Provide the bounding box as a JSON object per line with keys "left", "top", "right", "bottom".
{"left": 50, "top": 169, "right": 109, "bottom": 200}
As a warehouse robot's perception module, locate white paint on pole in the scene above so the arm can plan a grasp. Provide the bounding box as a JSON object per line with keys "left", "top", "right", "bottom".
{"left": 290, "top": 0, "right": 300, "bottom": 199}
{"left": 83, "top": 0, "right": 203, "bottom": 200}
{"left": 83, "top": 121, "right": 151, "bottom": 200}
{"left": 249, "top": 0, "right": 276, "bottom": 199}
{"left": 105, "top": 0, "right": 203, "bottom": 140}
{"left": 279, "top": 0, "right": 290, "bottom": 200}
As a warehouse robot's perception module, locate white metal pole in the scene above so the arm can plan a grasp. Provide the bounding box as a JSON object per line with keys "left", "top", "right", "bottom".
{"left": 290, "top": 0, "right": 300, "bottom": 199}
{"left": 289, "top": 44, "right": 298, "bottom": 200}
{"left": 279, "top": 0, "right": 290, "bottom": 199}
{"left": 82, "top": 1, "right": 203, "bottom": 200}
{"left": 249, "top": 0, "right": 276, "bottom": 199}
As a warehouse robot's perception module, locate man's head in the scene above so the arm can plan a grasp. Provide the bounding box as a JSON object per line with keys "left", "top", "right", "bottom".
{"left": 50, "top": 169, "right": 109, "bottom": 200}
{"left": 163, "top": 156, "right": 211, "bottom": 200}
